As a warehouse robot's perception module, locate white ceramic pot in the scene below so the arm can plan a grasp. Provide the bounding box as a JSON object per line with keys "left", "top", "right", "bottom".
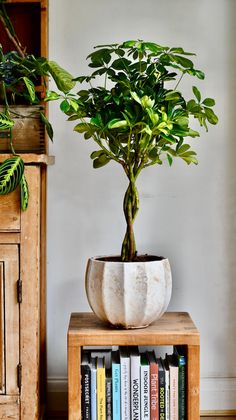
{"left": 85, "top": 256, "right": 172, "bottom": 329}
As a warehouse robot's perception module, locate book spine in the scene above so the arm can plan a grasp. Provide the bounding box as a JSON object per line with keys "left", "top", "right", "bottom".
{"left": 121, "top": 357, "right": 130, "bottom": 420}
{"left": 159, "top": 368, "right": 165, "bottom": 420}
{"left": 97, "top": 366, "right": 106, "bottom": 420}
{"left": 165, "top": 369, "right": 170, "bottom": 420}
{"left": 81, "top": 365, "right": 91, "bottom": 420}
{"left": 150, "top": 363, "right": 158, "bottom": 420}
{"left": 178, "top": 356, "right": 186, "bottom": 420}
{"left": 112, "top": 363, "right": 121, "bottom": 420}
{"left": 131, "top": 355, "right": 140, "bottom": 420}
{"left": 170, "top": 367, "right": 178, "bottom": 420}
{"left": 141, "top": 364, "right": 150, "bottom": 420}
{"left": 91, "top": 367, "right": 97, "bottom": 420}
{"left": 106, "top": 377, "right": 112, "bottom": 420}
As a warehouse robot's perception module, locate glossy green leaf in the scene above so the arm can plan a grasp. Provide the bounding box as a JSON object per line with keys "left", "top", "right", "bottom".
{"left": 93, "top": 154, "right": 110, "bottom": 168}
{"left": 108, "top": 119, "right": 128, "bottom": 129}
{"left": 48, "top": 61, "right": 75, "bottom": 93}
{"left": 202, "top": 98, "right": 215, "bottom": 107}
{"left": 60, "top": 100, "right": 71, "bottom": 113}
{"left": 192, "top": 86, "right": 201, "bottom": 102}
{"left": 0, "top": 156, "right": 24, "bottom": 195}
{"left": 20, "top": 174, "right": 29, "bottom": 211}
{"left": 40, "top": 112, "right": 54, "bottom": 141}
{"left": 0, "top": 113, "right": 14, "bottom": 130}
{"left": 23, "top": 77, "right": 36, "bottom": 102}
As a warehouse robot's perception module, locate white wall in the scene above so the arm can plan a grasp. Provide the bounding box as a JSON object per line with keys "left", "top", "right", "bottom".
{"left": 48, "top": 0, "right": 236, "bottom": 410}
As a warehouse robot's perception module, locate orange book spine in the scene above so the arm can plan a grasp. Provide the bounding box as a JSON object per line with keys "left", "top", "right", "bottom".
{"left": 150, "top": 362, "right": 159, "bottom": 420}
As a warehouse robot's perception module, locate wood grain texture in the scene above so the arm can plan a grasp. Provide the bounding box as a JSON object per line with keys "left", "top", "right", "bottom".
{"left": 20, "top": 166, "right": 41, "bottom": 420}
{"left": 1, "top": 245, "right": 19, "bottom": 395}
{"left": 0, "top": 396, "right": 20, "bottom": 419}
{"left": 68, "top": 311, "right": 200, "bottom": 346}
{"left": 0, "top": 106, "right": 45, "bottom": 154}
{"left": 0, "top": 190, "right": 20, "bottom": 232}
{"left": 0, "top": 154, "right": 55, "bottom": 165}
{"left": 68, "top": 312, "right": 200, "bottom": 420}
{"left": 187, "top": 344, "right": 200, "bottom": 420}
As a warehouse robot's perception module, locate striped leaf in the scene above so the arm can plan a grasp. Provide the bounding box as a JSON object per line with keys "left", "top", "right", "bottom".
{"left": 0, "top": 156, "right": 24, "bottom": 195}
{"left": 0, "top": 112, "right": 14, "bottom": 130}
{"left": 23, "top": 77, "right": 36, "bottom": 103}
{"left": 20, "top": 173, "right": 29, "bottom": 211}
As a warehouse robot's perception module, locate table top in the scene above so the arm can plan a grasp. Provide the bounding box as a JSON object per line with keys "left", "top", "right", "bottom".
{"left": 68, "top": 312, "right": 200, "bottom": 347}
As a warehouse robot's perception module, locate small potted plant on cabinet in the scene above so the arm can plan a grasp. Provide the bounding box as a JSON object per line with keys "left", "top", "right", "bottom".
{"left": 47, "top": 40, "right": 218, "bottom": 328}
{"left": 0, "top": 2, "right": 75, "bottom": 209}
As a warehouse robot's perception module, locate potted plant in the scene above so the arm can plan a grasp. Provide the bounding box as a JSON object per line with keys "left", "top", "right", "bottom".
{"left": 0, "top": 2, "right": 75, "bottom": 209}
{"left": 47, "top": 40, "right": 218, "bottom": 328}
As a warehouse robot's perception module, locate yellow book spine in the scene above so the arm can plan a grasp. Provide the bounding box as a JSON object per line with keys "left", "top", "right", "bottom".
{"left": 97, "top": 366, "right": 106, "bottom": 420}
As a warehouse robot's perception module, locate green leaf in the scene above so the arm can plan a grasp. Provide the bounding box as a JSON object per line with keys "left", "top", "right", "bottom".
{"left": 165, "top": 91, "right": 181, "bottom": 101}
{"left": 0, "top": 156, "right": 24, "bottom": 195}
{"left": 202, "top": 98, "right": 215, "bottom": 107}
{"left": 90, "top": 150, "right": 104, "bottom": 159}
{"left": 192, "top": 86, "right": 201, "bottom": 102}
{"left": 20, "top": 174, "right": 29, "bottom": 211}
{"left": 40, "top": 112, "right": 54, "bottom": 141}
{"left": 45, "top": 90, "right": 61, "bottom": 101}
{"left": 111, "top": 58, "right": 131, "bottom": 70}
{"left": 174, "top": 55, "right": 194, "bottom": 68}
{"left": 74, "top": 123, "right": 90, "bottom": 133}
{"left": 107, "top": 119, "right": 128, "bottom": 129}
{"left": 167, "top": 154, "right": 173, "bottom": 166}
{"left": 130, "top": 91, "right": 141, "bottom": 105}
{"left": 60, "top": 100, "right": 71, "bottom": 113}
{"left": 177, "top": 144, "right": 191, "bottom": 154}
{"left": 204, "top": 107, "right": 218, "bottom": 125}
{"left": 93, "top": 154, "right": 110, "bottom": 168}
{"left": 48, "top": 61, "right": 76, "bottom": 93}
{"left": 0, "top": 113, "right": 14, "bottom": 130}
{"left": 22, "top": 77, "right": 36, "bottom": 102}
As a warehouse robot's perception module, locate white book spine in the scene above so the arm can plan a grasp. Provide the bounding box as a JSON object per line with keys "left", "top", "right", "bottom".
{"left": 120, "top": 356, "right": 130, "bottom": 420}
{"left": 170, "top": 366, "right": 178, "bottom": 420}
{"left": 141, "top": 364, "right": 150, "bottom": 420}
{"left": 165, "top": 368, "right": 170, "bottom": 420}
{"left": 131, "top": 354, "right": 140, "bottom": 420}
{"left": 91, "top": 366, "right": 97, "bottom": 420}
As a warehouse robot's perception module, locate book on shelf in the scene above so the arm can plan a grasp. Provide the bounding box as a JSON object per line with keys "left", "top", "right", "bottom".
{"left": 146, "top": 350, "right": 159, "bottom": 420}
{"left": 97, "top": 356, "right": 106, "bottom": 420}
{"left": 157, "top": 357, "right": 165, "bottom": 420}
{"left": 80, "top": 346, "right": 187, "bottom": 420}
{"left": 163, "top": 356, "right": 170, "bottom": 420}
{"left": 119, "top": 346, "right": 130, "bottom": 420}
{"left": 81, "top": 352, "right": 91, "bottom": 420}
{"left": 90, "top": 356, "right": 97, "bottom": 420}
{"left": 174, "top": 347, "right": 186, "bottom": 420}
{"left": 130, "top": 346, "right": 141, "bottom": 420}
{"left": 140, "top": 353, "right": 150, "bottom": 420}
{"left": 166, "top": 353, "right": 178, "bottom": 420}
{"left": 112, "top": 350, "right": 121, "bottom": 420}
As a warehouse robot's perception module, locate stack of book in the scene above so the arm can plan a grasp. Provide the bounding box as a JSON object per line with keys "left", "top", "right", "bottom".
{"left": 81, "top": 346, "right": 186, "bottom": 420}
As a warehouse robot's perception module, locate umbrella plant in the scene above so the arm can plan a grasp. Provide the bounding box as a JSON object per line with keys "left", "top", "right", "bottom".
{"left": 47, "top": 40, "right": 218, "bottom": 262}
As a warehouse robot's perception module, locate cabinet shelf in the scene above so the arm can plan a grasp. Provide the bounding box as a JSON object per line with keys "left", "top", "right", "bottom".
{"left": 68, "top": 311, "right": 200, "bottom": 420}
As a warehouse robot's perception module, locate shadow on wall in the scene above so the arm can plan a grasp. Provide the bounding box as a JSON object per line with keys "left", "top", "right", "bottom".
{"left": 225, "top": 0, "right": 236, "bottom": 375}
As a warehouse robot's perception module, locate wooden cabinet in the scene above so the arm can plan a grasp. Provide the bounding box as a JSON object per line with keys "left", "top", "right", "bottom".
{"left": 0, "top": 155, "right": 53, "bottom": 419}
{"left": 68, "top": 312, "right": 200, "bottom": 420}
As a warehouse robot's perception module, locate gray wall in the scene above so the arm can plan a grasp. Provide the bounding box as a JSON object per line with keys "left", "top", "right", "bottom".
{"left": 48, "top": 0, "right": 236, "bottom": 410}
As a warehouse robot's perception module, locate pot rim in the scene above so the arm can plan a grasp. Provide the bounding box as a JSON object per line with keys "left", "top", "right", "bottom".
{"left": 88, "top": 255, "right": 169, "bottom": 264}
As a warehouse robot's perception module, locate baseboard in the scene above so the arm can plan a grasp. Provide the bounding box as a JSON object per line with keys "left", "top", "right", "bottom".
{"left": 47, "top": 377, "right": 236, "bottom": 414}
{"left": 201, "top": 377, "right": 236, "bottom": 411}
{"left": 201, "top": 410, "right": 236, "bottom": 416}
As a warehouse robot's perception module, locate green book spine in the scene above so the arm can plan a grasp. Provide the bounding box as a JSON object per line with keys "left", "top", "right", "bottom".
{"left": 177, "top": 354, "right": 186, "bottom": 420}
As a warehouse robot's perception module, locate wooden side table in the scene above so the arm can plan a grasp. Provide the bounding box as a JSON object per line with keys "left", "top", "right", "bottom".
{"left": 68, "top": 312, "right": 200, "bottom": 420}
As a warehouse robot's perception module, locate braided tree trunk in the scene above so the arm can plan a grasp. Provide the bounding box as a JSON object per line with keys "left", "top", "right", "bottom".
{"left": 121, "top": 173, "right": 140, "bottom": 262}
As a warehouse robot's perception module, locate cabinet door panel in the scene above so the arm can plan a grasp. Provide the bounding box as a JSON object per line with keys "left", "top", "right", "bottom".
{"left": 0, "top": 395, "right": 20, "bottom": 419}
{"left": 0, "top": 191, "right": 20, "bottom": 231}
{"left": 0, "top": 245, "right": 20, "bottom": 395}
{"left": 0, "top": 263, "right": 5, "bottom": 394}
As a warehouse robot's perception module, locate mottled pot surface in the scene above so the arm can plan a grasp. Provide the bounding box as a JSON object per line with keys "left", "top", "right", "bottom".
{"left": 85, "top": 255, "right": 172, "bottom": 329}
